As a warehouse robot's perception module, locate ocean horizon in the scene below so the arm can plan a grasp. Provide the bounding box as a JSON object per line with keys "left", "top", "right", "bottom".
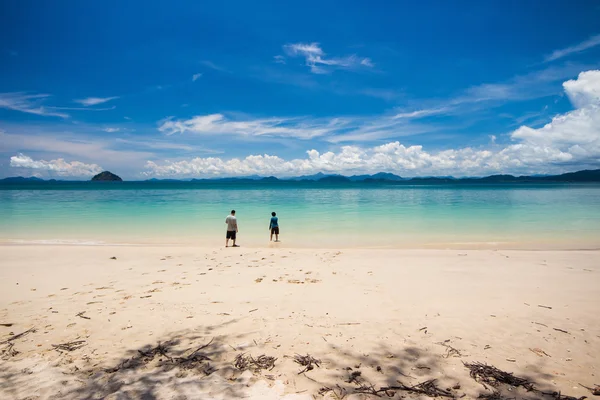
{"left": 2, "top": 181, "right": 599, "bottom": 249}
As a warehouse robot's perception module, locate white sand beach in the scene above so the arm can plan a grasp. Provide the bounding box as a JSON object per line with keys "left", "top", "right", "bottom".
{"left": 1, "top": 245, "right": 599, "bottom": 399}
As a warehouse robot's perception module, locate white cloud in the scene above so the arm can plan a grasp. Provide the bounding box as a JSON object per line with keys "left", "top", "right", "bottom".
{"left": 399, "top": 63, "right": 596, "bottom": 119}
{"left": 274, "top": 55, "right": 286, "bottom": 64}
{"left": 393, "top": 108, "right": 451, "bottom": 119}
{"left": 158, "top": 113, "right": 348, "bottom": 139}
{"left": 157, "top": 112, "right": 436, "bottom": 142}
{"left": 0, "top": 92, "right": 68, "bottom": 118}
{"left": 510, "top": 70, "right": 600, "bottom": 162}
{"left": 200, "top": 61, "right": 229, "bottom": 73}
{"left": 10, "top": 154, "right": 103, "bottom": 176}
{"left": 0, "top": 128, "right": 153, "bottom": 168}
{"left": 192, "top": 73, "right": 203, "bottom": 81}
{"left": 103, "top": 127, "right": 120, "bottom": 133}
{"left": 74, "top": 96, "right": 119, "bottom": 106}
{"left": 147, "top": 70, "right": 600, "bottom": 177}
{"left": 114, "top": 138, "right": 221, "bottom": 153}
{"left": 462, "top": 64, "right": 594, "bottom": 105}
{"left": 563, "top": 70, "right": 600, "bottom": 108}
{"left": 545, "top": 34, "right": 600, "bottom": 62}
{"left": 360, "top": 58, "right": 374, "bottom": 68}
{"left": 46, "top": 105, "right": 116, "bottom": 111}
{"left": 283, "top": 42, "right": 374, "bottom": 74}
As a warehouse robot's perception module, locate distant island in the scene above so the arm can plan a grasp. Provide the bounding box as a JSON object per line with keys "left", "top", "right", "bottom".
{"left": 91, "top": 171, "right": 123, "bottom": 182}
{"left": 2, "top": 168, "right": 600, "bottom": 184}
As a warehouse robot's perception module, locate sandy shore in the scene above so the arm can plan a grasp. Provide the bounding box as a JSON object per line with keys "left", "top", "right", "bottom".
{"left": 1, "top": 245, "right": 599, "bottom": 399}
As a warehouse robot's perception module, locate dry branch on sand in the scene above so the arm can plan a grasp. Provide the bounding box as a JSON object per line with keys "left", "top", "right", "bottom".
{"left": 465, "top": 362, "right": 533, "bottom": 390}
{"left": 104, "top": 339, "right": 215, "bottom": 374}
{"left": 464, "top": 362, "right": 586, "bottom": 400}
{"left": 436, "top": 341, "right": 463, "bottom": 358}
{"left": 350, "top": 378, "right": 455, "bottom": 398}
{"left": 293, "top": 354, "right": 321, "bottom": 374}
{"left": 579, "top": 383, "right": 600, "bottom": 396}
{"left": 234, "top": 353, "right": 277, "bottom": 372}
{"left": 0, "top": 327, "right": 36, "bottom": 344}
{"left": 378, "top": 379, "right": 454, "bottom": 398}
{"left": 1, "top": 342, "right": 20, "bottom": 359}
{"left": 477, "top": 392, "right": 510, "bottom": 400}
{"left": 76, "top": 311, "right": 91, "bottom": 320}
{"left": 52, "top": 340, "right": 87, "bottom": 352}
{"left": 0, "top": 328, "right": 36, "bottom": 360}
{"left": 319, "top": 385, "right": 347, "bottom": 399}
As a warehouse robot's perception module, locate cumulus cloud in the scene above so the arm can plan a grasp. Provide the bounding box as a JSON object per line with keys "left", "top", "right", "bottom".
{"left": 147, "top": 70, "right": 600, "bottom": 177}
{"left": 0, "top": 92, "right": 68, "bottom": 118}
{"left": 563, "top": 70, "right": 600, "bottom": 108}
{"left": 283, "top": 42, "right": 373, "bottom": 74}
{"left": 74, "top": 96, "right": 119, "bottom": 106}
{"left": 509, "top": 70, "right": 600, "bottom": 164}
{"left": 142, "top": 139, "right": 581, "bottom": 178}
{"left": 10, "top": 154, "right": 103, "bottom": 176}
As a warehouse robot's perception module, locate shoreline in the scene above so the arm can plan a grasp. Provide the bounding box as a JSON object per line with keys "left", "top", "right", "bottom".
{"left": 1, "top": 245, "right": 599, "bottom": 399}
{"left": 2, "top": 237, "right": 600, "bottom": 251}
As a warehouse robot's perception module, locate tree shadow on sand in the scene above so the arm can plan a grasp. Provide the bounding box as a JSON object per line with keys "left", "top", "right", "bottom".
{"left": 1, "top": 324, "right": 589, "bottom": 400}
{"left": 281, "top": 341, "right": 587, "bottom": 399}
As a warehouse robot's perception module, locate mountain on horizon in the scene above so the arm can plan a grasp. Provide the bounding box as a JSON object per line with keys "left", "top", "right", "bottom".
{"left": 349, "top": 172, "right": 405, "bottom": 181}
{"left": 0, "top": 176, "right": 45, "bottom": 182}
{"left": 2, "top": 169, "right": 600, "bottom": 184}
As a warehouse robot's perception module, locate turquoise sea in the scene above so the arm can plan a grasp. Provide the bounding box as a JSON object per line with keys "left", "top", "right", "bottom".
{"left": 1, "top": 182, "right": 600, "bottom": 249}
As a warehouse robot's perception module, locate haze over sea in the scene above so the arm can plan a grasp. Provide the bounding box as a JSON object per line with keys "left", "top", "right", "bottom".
{"left": 2, "top": 181, "right": 599, "bottom": 249}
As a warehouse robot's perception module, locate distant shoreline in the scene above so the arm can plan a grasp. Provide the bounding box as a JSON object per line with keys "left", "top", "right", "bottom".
{"left": 2, "top": 236, "right": 599, "bottom": 251}
{"left": 2, "top": 167, "right": 600, "bottom": 184}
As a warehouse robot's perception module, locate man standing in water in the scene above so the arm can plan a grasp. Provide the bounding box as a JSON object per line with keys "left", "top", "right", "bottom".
{"left": 225, "top": 210, "right": 239, "bottom": 247}
{"left": 269, "top": 211, "right": 279, "bottom": 242}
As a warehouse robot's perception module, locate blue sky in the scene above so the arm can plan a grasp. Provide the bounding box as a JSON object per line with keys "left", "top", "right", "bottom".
{"left": 1, "top": 0, "right": 600, "bottom": 178}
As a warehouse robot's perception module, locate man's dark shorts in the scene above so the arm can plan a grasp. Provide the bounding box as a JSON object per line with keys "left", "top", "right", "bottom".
{"left": 226, "top": 231, "right": 236, "bottom": 240}
{"left": 271, "top": 227, "right": 279, "bottom": 235}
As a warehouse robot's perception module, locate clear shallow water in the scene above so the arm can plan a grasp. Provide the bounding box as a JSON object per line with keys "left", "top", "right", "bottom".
{"left": 1, "top": 182, "right": 600, "bottom": 248}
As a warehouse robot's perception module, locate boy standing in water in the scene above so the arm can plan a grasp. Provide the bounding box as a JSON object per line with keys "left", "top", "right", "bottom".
{"left": 269, "top": 212, "right": 280, "bottom": 242}
{"left": 225, "top": 210, "right": 239, "bottom": 247}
